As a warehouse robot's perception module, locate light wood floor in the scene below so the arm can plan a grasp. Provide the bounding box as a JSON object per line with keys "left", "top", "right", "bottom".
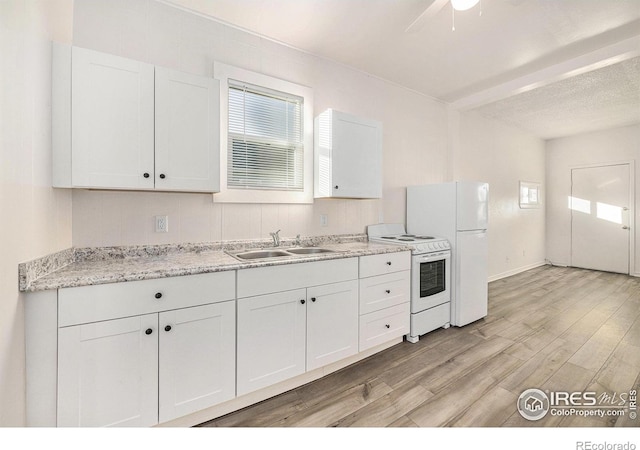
{"left": 199, "top": 266, "right": 640, "bottom": 427}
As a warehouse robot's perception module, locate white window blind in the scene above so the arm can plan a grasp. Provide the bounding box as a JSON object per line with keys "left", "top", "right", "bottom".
{"left": 227, "top": 80, "right": 304, "bottom": 191}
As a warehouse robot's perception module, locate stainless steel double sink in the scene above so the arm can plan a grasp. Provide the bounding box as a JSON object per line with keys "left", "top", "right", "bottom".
{"left": 227, "top": 247, "right": 339, "bottom": 261}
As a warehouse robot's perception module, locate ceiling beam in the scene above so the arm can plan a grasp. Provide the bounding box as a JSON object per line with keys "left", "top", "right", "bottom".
{"left": 450, "top": 35, "right": 640, "bottom": 111}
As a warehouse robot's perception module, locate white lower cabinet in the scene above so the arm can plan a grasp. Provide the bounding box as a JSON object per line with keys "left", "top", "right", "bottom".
{"left": 57, "top": 314, "right": 159, "bottom": 427}
{"left": 236, "top": 259, "right": 360, "bottom": 396}
{"left": 237, "top": 289, "right": 307, "bottom": 396}
{"left": 306, "top": 280, "right": 359, "bottom": 370}
{"left": 237, "top": 281, "right": 359, "bottom": 396}
{"left": 58, "top": 301, "right": 235, "bottom": 427}
{"left": 158, "top": 301, "right": 235, "bottom": 423}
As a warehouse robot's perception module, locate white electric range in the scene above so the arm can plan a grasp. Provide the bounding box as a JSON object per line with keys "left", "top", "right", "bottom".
{"left": 367, "top": 223, "right": 451, "bottom": 343}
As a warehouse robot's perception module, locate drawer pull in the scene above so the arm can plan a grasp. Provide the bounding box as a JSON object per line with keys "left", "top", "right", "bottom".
{"left": 385, "top": 290, "right": 391, "bottom": 294}
{"left": 385, "top": 324, "right": 390, "bottom": 329}
{"left": 164, "top": 325, "right": 172, "bottom": 332}
{"left": 145, "top": 328, "right": 153, "bottom": 335}
{"left": 155, "top": 292, "right": 163, "bottom": 299}
{"left": 311, "top": 297, "right": 317, "bottom": 302}
{"left": 300, "top": 299, "right": 306, "bottom": 304}
{"left": 143, "top": 172, "right": 150, "bottom": 178}
{"left": 386, "top": 261, "right": 392, "bottom": 266}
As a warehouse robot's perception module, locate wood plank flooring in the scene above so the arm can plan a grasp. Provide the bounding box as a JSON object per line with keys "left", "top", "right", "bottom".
{"left": 198, "top": 266, "right": 640, "bottom": 427}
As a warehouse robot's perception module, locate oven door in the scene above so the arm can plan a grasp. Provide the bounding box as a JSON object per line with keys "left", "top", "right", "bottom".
{"left": 411, "top": 251, "right": 451, "bottom": 313}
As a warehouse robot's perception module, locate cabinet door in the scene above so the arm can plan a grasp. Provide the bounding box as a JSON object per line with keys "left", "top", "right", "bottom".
{"left": 332, "top": 111, "right": 382, "bottom": 198}
{"left": 158, "top": 302, "right": 235, "bottom": 423}
{"left": 155, "top": 67, "right": 220, "bottom": 192}
{"left": 71, "top": 47, "right": 155, "bottom": 189}
{"left": 307, "top": 280, "right": 359, "bottom": 370}
{"left": 57, "top": 314, "right": 158, "bottom": 427}
{"left": 237, "top": 289, "right": 306, "bottom": 396}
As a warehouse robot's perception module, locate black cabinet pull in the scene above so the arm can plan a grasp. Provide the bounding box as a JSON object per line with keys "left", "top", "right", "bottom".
{"left": 385, "top": 324, "right": 390, "bottom": 329}
{"left": 164, "top": 325, "right": 172, "bottom": 332}
{"left": 300, "top": 299, "right": 306, "bottom": 304}
{"left": 385, "top": 290, "right": 391, "bottom": 294}
{"left": 311, "top": 297, "right": 317, "bottom": 302}
{"left": 159, "top": 173, "right": 166, "bottom": 179}
{"left": 386, "top": 261, "right": 392, "bottom": 265}
{"left": 155, "top": 292, "right": 162, "bottom": 299}
{"left": 334, "top": 185, "right": 339, "bottom": 189}
{"left": 143, "top": 172, "right": 150, "bottom": 178}
{"left": 145, "top": 328, "right": 153, "bottom": 335}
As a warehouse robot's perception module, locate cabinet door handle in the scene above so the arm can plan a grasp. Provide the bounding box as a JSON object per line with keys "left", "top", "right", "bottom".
{"left": 311, "top": 297, "right": 317, "bottom": 302}
{"left": 164, "top": 325, "right": 172, "bottom": 332}
{"left": 386, "top": 261, "right": 392, "bottom": 266}
{"left": 385, "top": 324, "right": 390, "bottom": 329}
{"left": 385, "top": 290, "right": 391, "bottom": 294}
{"left": 143, "top": 172, "right": 150, "bottom": 178}
{"left": 155, "top": 292, "right": 163, "bottom": 299}
{"left": 145, "top": 328, "right": 153, "bottom": 335}
{"left": 159, "top": 173, "right": 166, "bottom": 179}
{"left": 300, "top": 299, "right": 306, "bottom": 304}
{"left": 334, "top": 185, "right": 339, "bottom": 189}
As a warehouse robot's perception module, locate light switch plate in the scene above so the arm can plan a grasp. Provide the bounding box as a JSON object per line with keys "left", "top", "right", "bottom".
{"left": 320, "top": 214, "right": 328, "bottom": 227}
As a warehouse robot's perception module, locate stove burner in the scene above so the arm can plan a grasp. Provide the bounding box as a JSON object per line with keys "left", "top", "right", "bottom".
{"left": 401, "top": 234, "right": 415, "bottom": 237}
{"left": 416, "top": 236, "right": 435, "bottom": 240}
{"left": 380, "top": 236, "right": 397, "bottom": 239}
{"left": 398, "top": 238, "right": 415, "bottom": 241}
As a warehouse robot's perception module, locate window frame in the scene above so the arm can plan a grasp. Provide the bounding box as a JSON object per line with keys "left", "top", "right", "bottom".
{"left": 214, "top": 62, "right": 314, "bottom": 204}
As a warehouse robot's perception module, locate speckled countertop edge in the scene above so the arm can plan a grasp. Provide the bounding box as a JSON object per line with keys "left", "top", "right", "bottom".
{"left": 19, "top": 234, "right": 411, "bottom": 292}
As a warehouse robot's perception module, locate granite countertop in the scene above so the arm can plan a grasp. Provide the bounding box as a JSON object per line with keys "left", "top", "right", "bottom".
{"left": 19, "top": 235, "right": 410, "bottom": 292}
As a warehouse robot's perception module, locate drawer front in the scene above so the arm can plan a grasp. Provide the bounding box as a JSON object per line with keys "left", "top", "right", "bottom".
{"left": 237, "top": 257, "right": 358, "bottom": 298}
{"left": 359, "top": 270, "right": 410, "bottom": 315}
{"left": 359, "top": 302, "right": 410, "bottom": 352}
{"left": 359, "top": 251, "right": 411, "bottom": 278}
{"left": 59, "top": 271, "right": 236, "bottom": 327}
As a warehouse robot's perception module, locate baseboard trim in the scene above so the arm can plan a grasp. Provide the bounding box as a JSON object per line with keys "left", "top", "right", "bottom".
{"left": 488, "top": 261, "right": 548, "bottom": 282}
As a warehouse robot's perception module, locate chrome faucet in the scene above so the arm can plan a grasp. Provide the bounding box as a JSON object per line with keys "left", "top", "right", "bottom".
{"left": 295, "top": 234, "right": 302, "bottom": 246}
{"left": 270, "top": 229, "right": 281, "bottom": 247}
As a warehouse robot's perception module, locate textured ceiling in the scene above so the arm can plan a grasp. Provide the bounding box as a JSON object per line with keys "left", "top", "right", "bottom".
{"left": 475, "top": 57, "right": 640, "bottom": 139}
{"left": 166, "top": 0, "right": 640, "bottom": 139}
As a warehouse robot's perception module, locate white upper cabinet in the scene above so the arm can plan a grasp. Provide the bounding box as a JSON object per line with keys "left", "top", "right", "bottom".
{"left": 53, "top": 44, "right": 220, "bottom": 192}
{"left": 70, "top": 46, "right": 155, "bottom": 190}
{"left": 155, "top": 67, "right": 220, "bottom": 192}
{"left": 314, "top": 109, "right": 382, "bottom": 199}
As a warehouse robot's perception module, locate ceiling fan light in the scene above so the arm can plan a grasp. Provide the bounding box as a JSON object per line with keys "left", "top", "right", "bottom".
{"left": 451, "top": 0, "right": 480, "bottom": 11}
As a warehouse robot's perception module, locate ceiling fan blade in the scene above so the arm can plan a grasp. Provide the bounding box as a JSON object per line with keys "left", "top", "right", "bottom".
{"left": 405, "top": 0, "right": 450, "bottom": 33}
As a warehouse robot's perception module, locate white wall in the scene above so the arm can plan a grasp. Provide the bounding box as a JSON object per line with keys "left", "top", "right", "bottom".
{"left": 451, "top": 110, "right": 547, "bottom": 281}
{"left": 0, "top": 0, "right": 73, "bottom": 426}
{"left": 70, "top": 0, "right": 449, "bottom": 247}
{"left": 546, "top": 124, "right": 640, "bottom": 275}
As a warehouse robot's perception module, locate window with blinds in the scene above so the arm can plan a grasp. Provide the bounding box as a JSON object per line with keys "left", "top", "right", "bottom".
{"left": 227, "top": 80, "right": 304, "bottom": 191}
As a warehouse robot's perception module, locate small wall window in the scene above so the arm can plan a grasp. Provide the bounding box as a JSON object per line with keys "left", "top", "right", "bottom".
{"left": 520, "top": 181, "right": 542, "bottom": 209}
{"left": 214, "top": 63, "right": 313, "bottom": 203}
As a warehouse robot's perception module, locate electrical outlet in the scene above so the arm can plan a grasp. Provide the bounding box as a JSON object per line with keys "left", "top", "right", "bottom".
{"left": 320, "top": 214, "right": 328, "bottom": 227}
{"left": 155, "top": 215, "right": 169, "bottom": 233}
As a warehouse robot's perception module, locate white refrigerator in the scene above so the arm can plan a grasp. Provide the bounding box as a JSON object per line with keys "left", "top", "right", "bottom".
{"left": 407, "top": 181, "right": 489, "bottom": 327}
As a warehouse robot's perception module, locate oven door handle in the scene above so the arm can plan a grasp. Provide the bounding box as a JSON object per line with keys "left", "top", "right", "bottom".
{"left": 416, "top": 252, "right": 450, "bottom": 262}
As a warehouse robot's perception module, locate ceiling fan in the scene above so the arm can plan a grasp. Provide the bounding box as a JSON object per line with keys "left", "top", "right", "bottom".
{"left": 405, "top": 0, "right": 481, "bottom": 33}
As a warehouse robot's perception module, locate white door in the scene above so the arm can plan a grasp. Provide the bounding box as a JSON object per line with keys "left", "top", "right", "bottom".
{"left": 306, "top": 280, "right": 359, "bottom": 370}
{"left": 155, "top": 67, "right": 220, "bottom": 192}
{"left": 158, "top": 302, "right": 235, "bottom": 423}
{"left": 236, "top": 289, "right": 307, "bottom": 396}
{"left": 71, "top": 47, "right": 155, "bottom": 189}
{"left": 57, "top": 314, "right": 158, "bottom": 427}
{"left": 332, "top": 111, "right": 382, "bottom": 198}
{"left": 454, "top": 230, "right": 488, "bottom": 327}
{"left": 571, "top": 164, "right": 630, "bottom": 274}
